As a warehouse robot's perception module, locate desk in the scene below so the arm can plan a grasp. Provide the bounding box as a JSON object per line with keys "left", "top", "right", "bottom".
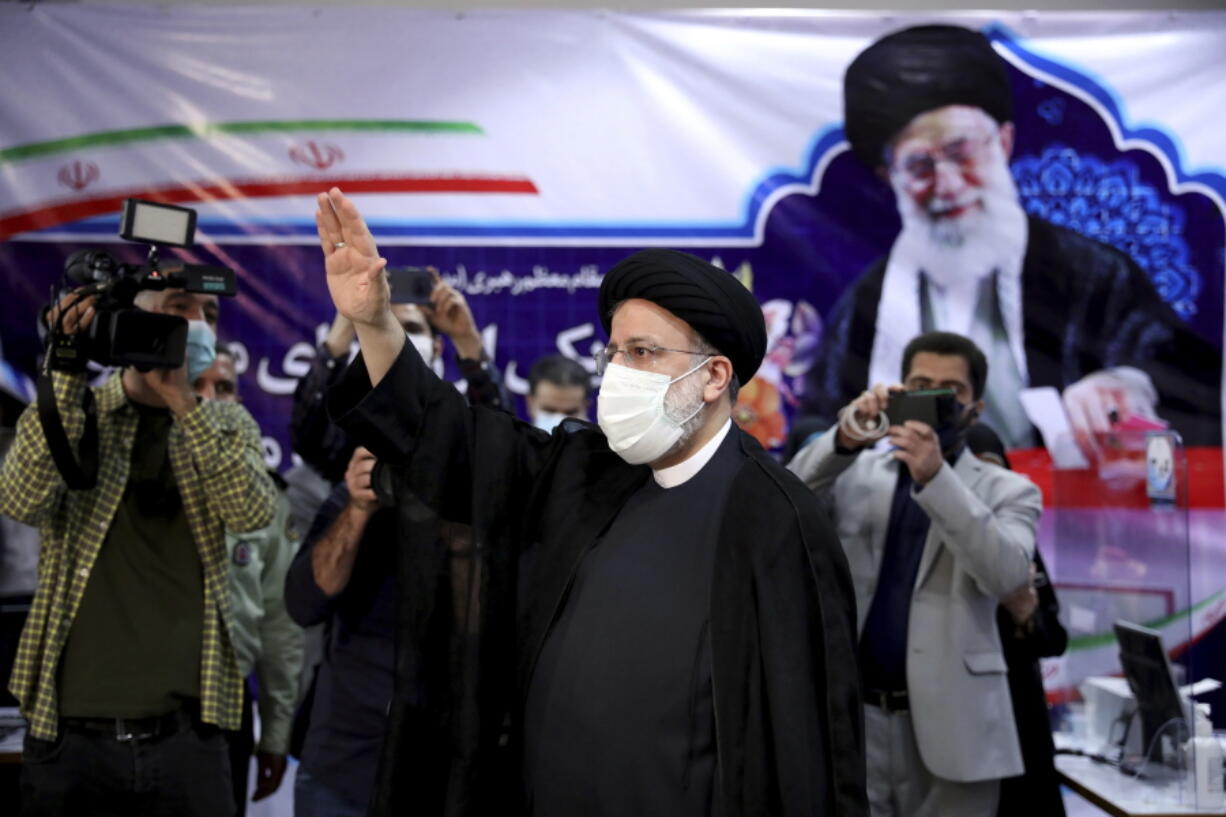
{"left": 1057, "top": 754, "right": 1226, "bottom": 817}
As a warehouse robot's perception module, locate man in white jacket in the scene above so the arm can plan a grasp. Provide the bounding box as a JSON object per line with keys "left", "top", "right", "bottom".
{"left": 789, "top": 330, "right": 1040, "bottom": 817}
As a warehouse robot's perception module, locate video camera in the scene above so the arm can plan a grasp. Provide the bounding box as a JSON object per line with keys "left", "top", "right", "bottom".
{"left": 46, "top": 198, "right": 236, "bottom": 373}
{"left": 39, "top": 199, "right": 237, "bottom": 490}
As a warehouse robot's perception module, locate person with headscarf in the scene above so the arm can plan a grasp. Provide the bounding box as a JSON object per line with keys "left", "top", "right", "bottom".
{"left": 309, "top": 188, "right": 867, "bottom": 817}
{"left": 804, "top": 24, "right": 1220, "bottom": 449}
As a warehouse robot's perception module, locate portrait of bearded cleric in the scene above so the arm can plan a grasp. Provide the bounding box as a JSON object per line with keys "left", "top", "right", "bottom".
{"left": 802, "top": 24, "right": 1221, "bottom": 449}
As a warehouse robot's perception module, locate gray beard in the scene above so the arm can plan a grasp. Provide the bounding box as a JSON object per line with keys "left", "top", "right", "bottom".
{"left": 663, "top": 370, "right": 708, "bottom": 455}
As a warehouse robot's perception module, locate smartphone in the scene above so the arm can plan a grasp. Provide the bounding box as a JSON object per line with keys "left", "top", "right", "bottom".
{"left": 887, "top": 388, "right": 958, "bottom": 429}
{"left": 386, "top": 266, "right": 435, "bottom": 306}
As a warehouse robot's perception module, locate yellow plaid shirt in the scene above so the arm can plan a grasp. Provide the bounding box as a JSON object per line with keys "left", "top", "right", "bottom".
{"left": 0, "top": 370, "right": 277, "bottom": 740}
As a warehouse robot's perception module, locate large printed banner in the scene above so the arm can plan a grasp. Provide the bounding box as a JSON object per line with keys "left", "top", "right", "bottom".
{"left": 1, "top": 6, "right": 1224, "bottom": 704}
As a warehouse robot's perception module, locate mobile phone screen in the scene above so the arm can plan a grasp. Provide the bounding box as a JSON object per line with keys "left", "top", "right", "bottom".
{"left": 889, "top": 389, "right": 956, "bottom": 428}
{"left": 386, "top": 267, "right": 434, "bottom": 305}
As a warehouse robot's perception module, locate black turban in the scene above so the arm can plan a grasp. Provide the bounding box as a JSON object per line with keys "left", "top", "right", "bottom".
{"left": 843, "top": 25, "right": 1012, "bottom": 168}
{"left": 598, "top": 249, "right": 767, "bottom": 384}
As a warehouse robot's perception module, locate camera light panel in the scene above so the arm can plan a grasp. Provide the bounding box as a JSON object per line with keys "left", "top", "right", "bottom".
{"left": 119, "top": 199, "right": 196, "bottom": 248}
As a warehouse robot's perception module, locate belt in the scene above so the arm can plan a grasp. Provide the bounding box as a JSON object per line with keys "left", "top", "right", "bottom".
{"left": 61, "top": 706, "right": 197, "bottom": 742}
{"left": 863, "top": 688, "right": 910, "bottom": 712}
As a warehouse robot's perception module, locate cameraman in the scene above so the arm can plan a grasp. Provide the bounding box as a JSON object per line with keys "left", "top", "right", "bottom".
{"left": 0, "top": 288, "right": 277, "bottom": 816}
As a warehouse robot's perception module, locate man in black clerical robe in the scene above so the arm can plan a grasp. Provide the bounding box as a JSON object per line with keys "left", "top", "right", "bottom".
{"left": 313, "top": 187, "right": 867, "bottom": 817}
{"left": 803, "top": 25, "right": 1220, "bottom": 448}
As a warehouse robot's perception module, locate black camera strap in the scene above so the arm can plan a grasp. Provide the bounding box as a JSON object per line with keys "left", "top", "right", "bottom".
{"left": 36, "top": 372, "right": 100, "bottom": 491}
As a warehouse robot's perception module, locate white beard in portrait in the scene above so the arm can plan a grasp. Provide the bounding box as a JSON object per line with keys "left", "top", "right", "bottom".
{"left": 888, "top": 124, "right": 1029, "bottom": 292}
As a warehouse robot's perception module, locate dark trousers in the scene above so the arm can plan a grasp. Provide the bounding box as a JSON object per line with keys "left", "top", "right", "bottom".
{"left": 20, "top": 712, "right": 232, "bottom": 817}
{"left": 227, "top": 686, "right": 255, "bottom": 817}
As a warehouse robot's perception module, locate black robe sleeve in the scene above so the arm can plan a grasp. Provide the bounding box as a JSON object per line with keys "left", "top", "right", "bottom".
{"left": 711, "top": 436, "right": 868, "bottom": 817}
{"left": 328, "top": 340, "right": 581, "bottom": 817}
{"left": 291, "top": 346, "right": 356, "bottom": 483}
{"left": 327, "top": 339, "right": 558, "bottom": 513}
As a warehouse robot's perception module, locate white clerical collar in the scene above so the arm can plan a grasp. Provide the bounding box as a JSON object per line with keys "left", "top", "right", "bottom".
{"left": 652, "top": 419, "right": 733, "bottom": 489}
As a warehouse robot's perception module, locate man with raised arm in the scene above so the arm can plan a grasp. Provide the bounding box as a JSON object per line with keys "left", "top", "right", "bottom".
{"left": 313, "top": 188, "right": 866, "bottom": 817}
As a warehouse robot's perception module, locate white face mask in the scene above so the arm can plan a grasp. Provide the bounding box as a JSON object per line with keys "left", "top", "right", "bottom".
{"left": 597, "top": 358, "right": 709, "bottom": 465}
{"left": 532, "top": 410, "right": 570, "bottom": 433}
{"left": 409, "top": 332, "right": 435, "bottom": 365}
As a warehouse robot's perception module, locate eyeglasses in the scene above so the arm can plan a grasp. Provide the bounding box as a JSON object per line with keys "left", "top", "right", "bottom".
{"left": 890, "top": 132, "right": 996, "bottom": 185}
{"left": 594, "top": 343, "right": 712, "bottom": 376}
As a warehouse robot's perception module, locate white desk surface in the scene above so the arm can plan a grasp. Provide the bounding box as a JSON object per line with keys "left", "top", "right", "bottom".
{"left": 1057, "top": 754, "right": 1226, "bottom": 817}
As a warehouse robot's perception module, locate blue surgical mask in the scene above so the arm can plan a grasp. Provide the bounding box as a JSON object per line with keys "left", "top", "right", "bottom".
{"left": 185, "top": 319, "right": 217, "bottom": 383}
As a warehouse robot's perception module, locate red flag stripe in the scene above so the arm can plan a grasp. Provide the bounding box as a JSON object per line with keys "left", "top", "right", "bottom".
{"left": 0, "top": 174, "right": 539, "bottom": 240}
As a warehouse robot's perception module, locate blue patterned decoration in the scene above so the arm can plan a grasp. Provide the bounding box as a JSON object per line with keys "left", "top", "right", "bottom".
{"left": 1013, "top": 145, "right": 1201, "bottom": 319}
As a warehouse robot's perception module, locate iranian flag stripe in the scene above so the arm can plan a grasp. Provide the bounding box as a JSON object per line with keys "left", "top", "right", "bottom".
{"left": 0, "top": 174, "right": 539, "bottom": 239}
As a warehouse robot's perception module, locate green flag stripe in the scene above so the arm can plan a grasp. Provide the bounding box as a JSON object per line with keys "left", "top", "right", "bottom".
{"left": 1067, "top": 587, "right": 1226, "bottom": 652}
{"left": 0, "top": 120, "right": 483, "bottom": 164}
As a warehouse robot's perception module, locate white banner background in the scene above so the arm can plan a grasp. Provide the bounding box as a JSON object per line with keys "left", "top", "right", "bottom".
{"left": 2, "top": 8, "right": 1223, "bottom": 245}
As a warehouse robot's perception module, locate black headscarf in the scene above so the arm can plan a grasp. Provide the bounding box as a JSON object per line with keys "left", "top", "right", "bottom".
{"left": 598, "top": 249, "right": 767, "bottom": 384}
{"left": 965, "top": 422, "right": 1013, "bottom": 469}
{"left": 843, "top": 24, "right": 1013, "bottom": 168}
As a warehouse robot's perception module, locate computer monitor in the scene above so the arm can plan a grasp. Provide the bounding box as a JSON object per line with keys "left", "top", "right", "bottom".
{"left": 1114, "top": 620, "right": 1188, "bottom": 763}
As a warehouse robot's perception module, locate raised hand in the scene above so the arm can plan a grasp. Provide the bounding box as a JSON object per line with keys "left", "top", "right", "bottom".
{"left": 316, "top": 188, "right": 391, "bottom": 328}
{"left": 315, "top": 188, "right": 405, "bottom": 384}
{"left": 426, "top": 273, "right": 483, "bottom": 360}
